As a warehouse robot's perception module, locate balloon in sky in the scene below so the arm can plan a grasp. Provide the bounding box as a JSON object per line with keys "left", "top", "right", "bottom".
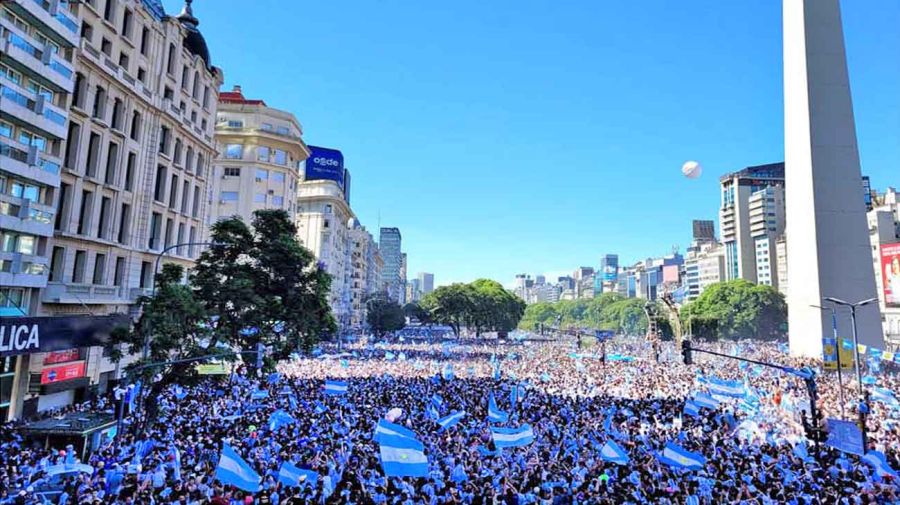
{"left": 681, "top": 160, "right": 702, "bottom": 179}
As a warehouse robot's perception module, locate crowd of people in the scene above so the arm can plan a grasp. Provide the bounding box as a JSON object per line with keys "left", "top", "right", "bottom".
{"left": 1, "top": 333, "right": 899, "bottom": 504}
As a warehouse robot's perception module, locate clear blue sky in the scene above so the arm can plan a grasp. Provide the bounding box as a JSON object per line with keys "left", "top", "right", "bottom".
{"left": 166, "top": 0, "right": 899, "bottom": 286}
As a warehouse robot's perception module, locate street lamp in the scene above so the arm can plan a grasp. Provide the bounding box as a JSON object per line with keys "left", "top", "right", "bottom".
{"left": 811, "top": 303, "right": 846, "bottom": 420}
{"left": 823, "top": 296, "right": 878, "bottom": 452}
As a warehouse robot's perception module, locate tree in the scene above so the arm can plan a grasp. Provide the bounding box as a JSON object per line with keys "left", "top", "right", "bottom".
{"left": 403, "top": 302, "right": 432, "bottom": 325}
{"left": 367, "top": 295, "right": 406, "bottom": 337}
{"left": 680, "top": 279, "right": 787, "bottom": 340}
{"left": 421, "top": 280, "right": 525, "bottom": 336}
{"left": 192, "top": 210, "right": 335, "bottom": 369}
{"left": 106, "top": 264, "right": 209, "bottom": 423}
{"left": 421, "top": 284, "right": 472, "bottom": 336}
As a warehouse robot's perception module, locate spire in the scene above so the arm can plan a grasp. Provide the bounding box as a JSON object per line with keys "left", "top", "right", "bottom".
{"left": 176, "top": 0, "right": 199, "bottom": 28}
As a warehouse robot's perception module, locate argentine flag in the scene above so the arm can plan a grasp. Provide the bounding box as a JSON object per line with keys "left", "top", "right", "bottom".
{"left": 599, "top": 440, "right": 630, "bottom": 465}
{"left": 324, "top": 380, "right": 348, "bottom": 395}
{"left": 871, "top": 387, "right": 899, "bottom": 408}
{"left": 379, "top": 434, "right": 429, "bottom": 477}
{"left": 437, "top": 410, "right": 466, "bottom": 432}
{"left": 488, "top": 393, "right": 509, "bottom": 424}
{"left": 214, "top": 443, "right": 261, "bottom": 492}
{"left": 374, "top": 418, "right": 418, "bottom": 443}
{"left": 683, "top": 400, "right": 701, "bottom": 418}
{"left": 862, "top": 450, "right": 899, "bottom": 480}
{"left": 491, "top": 424, "right": 534, "bottom": 448}
{"left": 705, "top": 377, "right": 746, "bottom": 398}
{"left": 277, "top": 462, "right": 318, "bottom": 488}
{"left": 691, "top": 392, "right": 720, "bottom": 410}
{"left": 268, "top": 409, "right": 295, "bottom": 431}
{"left": 656, "top": 442, "right": 707, "bottom": 470}
{"left": 431, "top": 394, "right": 444, "bottom": 409}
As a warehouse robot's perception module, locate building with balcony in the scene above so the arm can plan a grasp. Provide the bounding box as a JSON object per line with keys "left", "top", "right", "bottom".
{"left": 348, "top": 223, "right": 381, "bottom": 328}
{"left": 748, "top": 186, "right": 785, "bottom": 288}
{"left": 719, "top": 162, "right": 785, "bottom": 284}
{"left": 210, "top": 85, "right": 309, "bottom": 224}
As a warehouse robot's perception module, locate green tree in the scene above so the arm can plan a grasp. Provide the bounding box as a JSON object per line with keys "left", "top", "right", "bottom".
{"left": 519, "top": 302, "right": 560, "bottom": 331}
{"left": 403, "top": 302, "right": 432, "bottom": 325}
{"left": 421, "top": 280, "right": 524, "bottom": 336}
{"left": 367, "top": 295, "right": 406, "bottom": 337}
{"left": 680, "top": 279, "right": 786, "bottom": 340}
{"left": 192, "top": 210, "right": 335, "bottom": 369}
{"left": 421, "top": 284, "right": 473, "bottom": 336}
{"left": 106, "top": 264, "right": 209, "bottom": 423}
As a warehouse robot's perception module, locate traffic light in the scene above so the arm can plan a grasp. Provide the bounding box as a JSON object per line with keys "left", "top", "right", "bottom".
{"left": 682, "top": 340, "right": 692, "bottom": 365}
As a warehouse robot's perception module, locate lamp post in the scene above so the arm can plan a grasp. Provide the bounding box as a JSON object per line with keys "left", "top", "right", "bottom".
{"left": 811, "top": 304, "right": 846, "bottom": 420}
{"left": 823, "top": 296, "right": 878, "bottom": 452}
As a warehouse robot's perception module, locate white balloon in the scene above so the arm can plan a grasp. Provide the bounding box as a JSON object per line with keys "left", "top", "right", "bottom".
{"left": 682, "top": 160, "right": 702, "bottom": 179}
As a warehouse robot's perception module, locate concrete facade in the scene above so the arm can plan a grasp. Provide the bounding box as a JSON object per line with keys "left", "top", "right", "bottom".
{"left": 784, "top": 0, "right": 884, "bottom": 356}
{"left": 379, "top": 227, "right": 402, "bottom": 303}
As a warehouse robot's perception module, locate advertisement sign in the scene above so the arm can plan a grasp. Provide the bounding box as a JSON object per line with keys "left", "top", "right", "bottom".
{"left": 304, "top": 146, "right": 344, "bottom": 186}
{"left": 40, "top": 361, "right": 86, "bottom": 385}
{"left": 882, "top": 243, "right": 900, "bottom": 307}
{"left": 196, "top": 363, "right": 229, "bottom": 375}
{"left": 822, "top": 337, "right": 855, "bottom": 371}
{"left": 44, "top": 348, "right": 81, "bottom": 364}
{"left": 602, "top": 266, "right": 617, "bottom": 282}
{"left": 662, "top": 265, "right": 680, "bottom": 284}
{"left": 0, "top": 315, "right": 127, "bottom": 358}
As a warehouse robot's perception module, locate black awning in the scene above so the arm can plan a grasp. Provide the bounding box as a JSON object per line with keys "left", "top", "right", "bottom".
{"left": 0, "top": 315, "right": 129, "bottom": 358}
{"left": 19, "top": 412, "right": 116, "bottom": 436}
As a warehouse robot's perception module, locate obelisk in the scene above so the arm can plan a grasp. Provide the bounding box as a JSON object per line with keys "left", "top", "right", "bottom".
{"left": 783, "top": 0, "right": 884, "bottom": 357}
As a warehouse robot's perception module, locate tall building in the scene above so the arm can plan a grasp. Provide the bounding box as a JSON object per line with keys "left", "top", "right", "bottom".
{"left": 417, "top": 272, "right": 434, "bottom": 295}
{"left": 210, "top": 85, "right": 308, "bottom": 223}
{"left": 534, "top": 274, "right": 545, "bottom": 286}
{"left": 406, "top": 278, "right": 420, "bottom": 303}
{"left": 399, "top": 252, "right": 407, "bottom": 305}
{"left": 784, "top": 0, "right": 884, "bottom": 355}
{"left": 748, "top": 186, "right": 786, "bottom": 288}
{"left": 296, "top": 147, "right": 354, "bottom": 329}
{"left": 348, "top": 223, "right": 380, "bottom": 328}
{"left": 719, "top": 162, "right": 785, "bottom": 284}
{"left": 378, "top": 227, "right": 402, "bottom": 302}
{"left": 598, "top": 254, "right": 619, "bottom": 294}
{"left": 1, "top": 0, "right": 79, "bottom": 319}
{"left": 692, "top": 220, "right": 715, "bottom": 243}
{"left": 775, "top": 235, "right": 789, "bottom": 298}
{"left": 867, "top": 187, "right": 900, "bottom": 346}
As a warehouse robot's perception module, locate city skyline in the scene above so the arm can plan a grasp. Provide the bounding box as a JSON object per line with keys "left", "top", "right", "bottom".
{"left": 162, "top": 0, "right": 899, "bottom": 286}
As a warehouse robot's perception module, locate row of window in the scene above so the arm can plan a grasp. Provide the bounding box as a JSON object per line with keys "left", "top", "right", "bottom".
{"left": 222, "top": 167, "right": 290, "bottom": 184}
{"left": 216, "top": 117, "right": 293, "bottom": 136}
{"left": 0, "top": 62, "right": 58, "bottom": 106}
{"left": 0, "top": 173, "right": 46, "bottom": 206}
{"left": 147, "top": 212, "right": 198, "bottom": 255}
{"left": 48, "top": 246, "right": 157, "bottom": 290}
{"left": 152, "top": 166, "right": 203, "bottom": 218}
{"left": 219, "top": 192, "right": 285, "bottom": 207}
{"left": 0, "top": 119, "right": 52, "bottom": 154}
{"left": 223, "top": 144, "right": 292, "bottom": 166}
{"left": 0, "top": 231, "right": 38, "bottom": 255}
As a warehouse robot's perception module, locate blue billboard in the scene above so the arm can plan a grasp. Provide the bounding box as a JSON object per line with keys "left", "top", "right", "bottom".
{"left": 305, "top": 146, "right": 344, "bottom": 186}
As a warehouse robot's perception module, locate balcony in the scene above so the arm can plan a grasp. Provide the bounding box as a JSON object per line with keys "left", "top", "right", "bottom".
{"left": 41, "top": 283, "right": 129, "bottom": 305}
{"left": 0, "top": 194, "right": 54, "bottom": 237}
{"left": 0, "top": 252, "right": 49, "bottom": 288}
{"left": 0, "top": 140, "right": 62, "bottom": 188}
{"left": 0, "top": 83, "right": 68, "bottom": 140}
{"left": 8, "top": 0, "right": 80, "bottom": 47}
{"left": 0, "top": 31, "right": 74, "bottom": 92}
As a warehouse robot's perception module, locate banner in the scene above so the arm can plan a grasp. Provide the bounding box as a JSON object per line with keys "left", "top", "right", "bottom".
{"left": 0, "top": 315, "right": 126, "bottom": 358}
{"left": 44, "top": 348, "right": 81, "bottom": 364}
{"left": 40, "top": 361, "right": 86, "bottom": 384}
{"left": 822, "top": 337, "right": 855, "bottom": 371}
{"left": 882, "top": 243, "right": 900, "bottom": 307}
{"left": 197, "top": 363, "right": 228, "bottom": 375}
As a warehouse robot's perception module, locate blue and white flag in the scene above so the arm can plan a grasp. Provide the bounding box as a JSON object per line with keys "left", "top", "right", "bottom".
{"left": 267, "top": 373, "right": 282, "bottom": 384}
{"left": 288, "top": 395, "right": 298, "bottom": 411}
{"left": 313, "top": 400, "right": 327, "bottom": 414}
{"left": 374, "top": 419, "right": 418, "bottom": 443}
{"left": 704, "top": 377, "right": 746, "bottom": 398}
{"left": 379, "top": 434, "right": 429, "bottom": 477}
{"left": 862, "top": 450, "right": 900, "bottom": 480}
{"left": 173, "top": 385, "right": 187, "bottom": 400}
{"left": 491, "top": 424, "right": 534, "bottom": 448}
{"left": 599, "top": 440, "right": 630, "bottom": 465}
{"left": 442, "top": 364, "right": 455, "bottom": 380}
{"left": 268, "top": 409, "right": 295, "bottom": 431}
{"left": 437, "top": 410, "right": 466, "bottom": 431}
{"left": 488, "top": 393, "right": 509, "bottom": 424}
{"left": 277, "top": 462, "right": 318, "bottom": 488}
{"left": 510, "top": 384, "right": 518, "bottom": 410}
{"left": 169, "top": 445, "right": 182, "bottom": 481}
{"left": 250, "top": 389, "right": 269, "bottom": 400}
{"left": 691, "top": 393, "right": 720, "bottom": 410}
{"left": 215, "top": 443, "right": 261, "bottom": 493}
{"left": 871, "top": 387, "right": 899, "bottom": 408}
{"left": 683, "top": 400, "right": 701, "bottom": 418}
{"left": 426, "top": 403, "right": 439, "bottom": 420}
{"left": 492, "top": 361, "right": 501, "bottom": 380}
{"left": 431, "top": 394, "right": 444, "bottom": 409}
{"left": 324, "top": 380, "right": 348, "bottom": 395}
{"left": 656, "top": 442, "right": 706, "bottom": 470}
{"left": 793, "top": 442, "right": 812, "bottom": 463}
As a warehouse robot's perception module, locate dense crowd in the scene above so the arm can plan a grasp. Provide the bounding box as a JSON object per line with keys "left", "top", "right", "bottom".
{"left": 1, "top": 334, "right": 899, "bottom": 504}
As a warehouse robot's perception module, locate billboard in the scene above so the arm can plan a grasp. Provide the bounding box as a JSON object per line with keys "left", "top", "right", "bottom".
{"left": 304, "top": 146, "right": 344, "bottom": 186}
{"left": 0, "top": 315, "right": 126, "bottom": 358}
{"left": 662, "top": 265, "right": 680, "bottom": 284}
{"left": 44, "top": 348, "right": 80, "bottom": 364}
{"left": 882, "top": 243, "right": 900, "bottom": 307}
{"left": 40, "top": 361, "right": 86, "bottom": 384}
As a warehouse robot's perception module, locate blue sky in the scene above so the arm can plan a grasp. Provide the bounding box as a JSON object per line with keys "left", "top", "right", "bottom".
{"left": 165, "top": 0, "right": 899, "bottom": 286}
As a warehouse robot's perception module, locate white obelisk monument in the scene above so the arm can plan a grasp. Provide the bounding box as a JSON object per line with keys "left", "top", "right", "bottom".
{"left": 784, "top": 0, "right": 884, "bottom": 357}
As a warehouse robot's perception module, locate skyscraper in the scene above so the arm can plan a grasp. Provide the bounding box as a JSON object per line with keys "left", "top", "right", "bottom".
{"left": 692, "top": 220, "right": 716, "bottom": 243}
{"left": 784, "top": 0, "right": 884, "bottom": 355}
{"left": 599, "top": 254, "right": 619, "bottom": 294}
{"left": 418, "top": 272, "right": 434, "bottom": 295}
{"left": 379, "top": 227, "right": 402, "bottom": 302}
{"left": 719, "top": 162, "right": 785, "bottom": 284}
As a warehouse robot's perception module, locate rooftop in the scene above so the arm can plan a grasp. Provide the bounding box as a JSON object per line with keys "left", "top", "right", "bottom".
{"left": 219, "top": 85, "right": 267, "bottom": 106}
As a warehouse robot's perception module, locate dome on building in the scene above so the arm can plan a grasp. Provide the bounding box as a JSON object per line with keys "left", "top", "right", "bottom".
{"left": 174, "top": 0, "right": 211, "bottom": 68}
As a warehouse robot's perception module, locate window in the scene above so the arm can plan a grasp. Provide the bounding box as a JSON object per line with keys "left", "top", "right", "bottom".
{"left": 72, "top": 251, "right": 87, "bottom": 283}
{"left": 164, "top": 218, "right": 173, "bottom": 248}
{"left": 255, "top": 168, "right": 269, "bottom": 181}
{"left": 117, "top": 203, "right": 130, "bottom": 244}
{"left": 192, "top": 72, "right": 200, "bottom": 99}
{"left": 124, "top": 152, "right": 136, "bottom": 191}
{"left": 188, "top": 227, "right": 197, "bottom": 257}
{"left": 93, "top": 254, "right": 106, "bottom": 285}
{"left": 272, "top": 172, "right": 285, "bottom": 183}
{"left": 153, "top": 166, "right": 166, "bottom": 202}
{"left": 18, "top": 130, "right": 47, "bottom": 152}
{"left": 54, "top": 183, "right": 70, "bottom": 231}
{"left": 257, "top": 146, "right": 269, "bottom": 161}
{"left": 181, "top": 66, "right": 189, "bottom": 90}
{"left": 114, "top": 257, "right": 125, "bottom": 286}
{"left": 110, "top": 98, "right": 123, "bottom": 130}
{"left": 101, "top": 38, "right": 112, "bottom": 56}
{"left": 224, "top": 167, "right": 240, "bottom": 177}
{"left": 103, "top": 0, "right": 115, "bottom": 22}
{"left": 85, "top": 133, "right": 100, "bottom": 177}
{"left": 63, "top": 122, "right": 81, "bottom": 169}
{"left": 104, "top": 142, "right": 119, "bottom": 184}
{"left": 173, "top": 138, "right": 183, "bottom": 165}
{"left": 227, "top": 120, "right": 244, "bottom": 128}
{"left": 81, "top": 21, "right": 93, "bottom": 42}
{"left": 254, "top": 193, "right": 266, "bottom": 203}
{"left": 97, "top": 197, "right": 111, "bottom": 239}
{"left": 181, "top": 181, "right": 189, "bottom": 213}
{"left": 16, "top": 235, "right": 35, "bottom": 255}
{"left": 202, "top": 87, "right": 210, "bottom": 109}
{"left": 261, "top": 123, "right": 273, "bottom": 131}
{"left": 274, "top": 149, "right": 287, "bottom": 165}
{"left": 137, "top": 67, "right": 146, "bottom": 83}
{"left": 139, "top": 261, "right": 151, "bottom": 288}
{"left": 276, "top": 126, "right": 290, "bottom": 136}
{"left": 158, "top": 126, "right": 170, "bottom": 154}
{"left": 166, "top": 43, "right": 176, "bottom": 74}
{"left": 192, "top": 187, "right": 200, "bottom": 217}
{"left": 169, "top": 174, "right": 178, "bottom": 208}
{"left": 49, "top": 247, "right": 65, "bottom": 282}
{"left": 225, "top": 144, "right": 242, "bottom": 159}
{"left": 185, "top": 147, "right": 194, "bottom": 172}
{"left": 149, "top": 212, "right": 161, "bottom": 249}
{"left": 130, "top": 111, "right": 141, "bottom": 141}
{"left": 196, "top": 154, "right": 205, "bottom": 178}
{"left": 76, "top": 190, "right": 93, "bottom": 235}
{"left": 92, "top": 85, "right": 106, "bottom": 120}
{"left": 140, "top": 26, "right": 149, "bottom": 56}
{"left": 220, "top": 191, "right": 239, "bottom": 202}
{"left": 273, "top": 196, "right": 284, "bottom": 206}
{"left": 0, "top": 120, "right": 11, "bottom": 139}
{"left": 118, "top": 52, "right": 129, "bottom": 71}
{"left": 176, "top": 223, "right": 185, "bottom": 255}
